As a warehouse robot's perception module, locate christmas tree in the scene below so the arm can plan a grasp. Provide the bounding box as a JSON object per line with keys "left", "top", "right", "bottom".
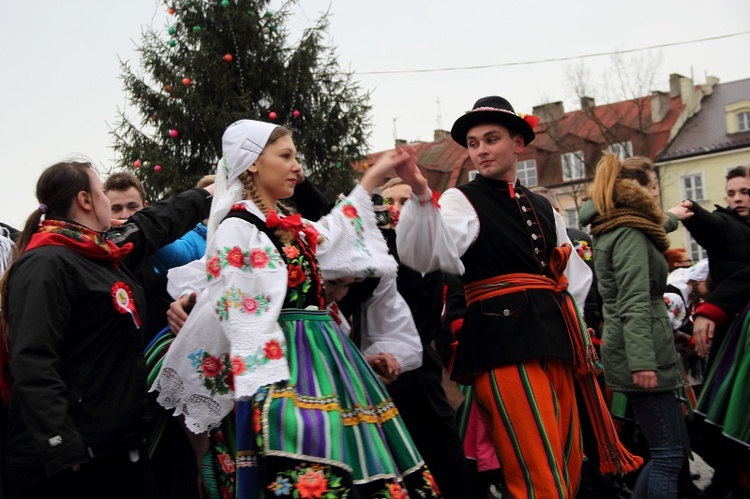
{"left": 112, "top": 0, "right": 372, "bottom": 201}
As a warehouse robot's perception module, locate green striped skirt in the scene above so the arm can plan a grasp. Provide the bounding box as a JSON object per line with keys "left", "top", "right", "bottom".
{"left": 229, "top": 309, "right": 439, "bottom": 498}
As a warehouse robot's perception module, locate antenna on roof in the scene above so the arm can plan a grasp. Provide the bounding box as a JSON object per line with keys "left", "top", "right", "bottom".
{"left": 392, "top": 117, "right": 399, "bottom": 141}
{"left": 436, "top": 97, "right": 444, "bottom": 130}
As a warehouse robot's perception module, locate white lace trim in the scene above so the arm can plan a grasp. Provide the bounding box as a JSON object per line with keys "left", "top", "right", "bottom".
{"left": 152, "top": 364, "right": 291, "bottom": 435}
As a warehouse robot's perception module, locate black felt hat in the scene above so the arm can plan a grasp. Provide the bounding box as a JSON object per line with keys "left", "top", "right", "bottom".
{"left": 450, "top": 95, "right": 536, "bottom": 148}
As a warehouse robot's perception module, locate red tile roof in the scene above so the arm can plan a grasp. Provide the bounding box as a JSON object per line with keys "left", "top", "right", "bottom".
{"left": 362, "top": 90, "right": 690, "bottom": 192}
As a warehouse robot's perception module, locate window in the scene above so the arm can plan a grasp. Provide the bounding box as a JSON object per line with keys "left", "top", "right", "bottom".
{"left": 517, "top": 159, "right": 537, "bottom": 187}
{"left": 565, "top": 208, "right": 579, "bottom": 229}
{"left": 681, "top": 173, "right": 705, "bottom": 201}
{"left": 739, "top": 112, "right": 750, "bottom": 132}
{"left": 609, "top": 141, "right": 633, "bottom": 160}
{"left": 562, "top": 151, "right": 585, "bottom": 181}
{"left": 687, "top": 235, "right": 707, "bottom": 262}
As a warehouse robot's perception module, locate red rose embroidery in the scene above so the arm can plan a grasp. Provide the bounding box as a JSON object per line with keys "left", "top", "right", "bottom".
{"left": 226, "top": 246, "right": 245, "bottom": 268}
{"left": 283, "top": 245, "right": 300, "bottom": 259}
{"left": 207, "top": 256, "right": 221, "bottom": 278}
{"left": 231, "top": 356, "right": 247, "bottom": 377}
{"left": 388, "top": 483, "right": 405, "bottom": 499}
{"left": 201, "top": 355, "right": 223, "bottom": 378}
{"left": 287, "top": 264, "right": 306, "bottom": 288}
{"left": 250, "top": 249, "right": 270, "bottom": 268}
{"left": 218, "top": 452, "right": 235, "bottom": 474}
{"left": 242, "top": 296, "right": 259, "bottom": 314}
{"left": 341, "top": 204, "right": 358, "bottom": 219}
{"left": 263, "top": 339, "right": 284, "bottom": 360}
{"left": 295, "top": 469, "right": 329, "bottom": 499}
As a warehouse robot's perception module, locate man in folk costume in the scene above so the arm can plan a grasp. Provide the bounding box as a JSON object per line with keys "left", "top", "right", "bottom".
{"left": 393, "top": 96, "right": 642, "bottom": 498}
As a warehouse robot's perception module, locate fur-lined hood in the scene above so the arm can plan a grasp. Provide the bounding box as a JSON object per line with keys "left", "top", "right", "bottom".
{"left": 580, "top": 179, "right": 665, "bottom": 226}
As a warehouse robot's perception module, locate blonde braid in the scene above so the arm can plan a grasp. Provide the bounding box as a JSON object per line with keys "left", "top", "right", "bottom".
{"left": 239, "top": 171, "right": 295, "bottom": 242}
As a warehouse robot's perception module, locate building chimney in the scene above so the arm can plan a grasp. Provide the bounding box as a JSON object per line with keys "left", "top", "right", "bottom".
{"left": 701, "top": 75, "right": 720, "bottom": 96}
{"left": 532, "top": 101, "right": 565, "bottom": 123}
{"left": 580, "top": 96, "right": 595, "bottom": 110}
{"left": 669, "top": 73, "right": 685, "bottom": 98}
{"left": 434, "top": 129, "right": 450, "bottom": 142}
{"left": 650, "top": 91, "right": 669, "bottom": 123}
{"left": 395, "top": 139, "right": 407, "bottom": 148}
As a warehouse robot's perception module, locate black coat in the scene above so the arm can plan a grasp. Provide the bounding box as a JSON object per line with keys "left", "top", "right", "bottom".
{"left": 4, "top": 188, "right": 211, "bottom": 476}
{"left": 682, "top": 203, "right": 750, "bottom": 286}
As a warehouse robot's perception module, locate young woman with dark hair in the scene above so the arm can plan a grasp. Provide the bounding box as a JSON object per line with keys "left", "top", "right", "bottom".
{"left": 0, "top": 159, "right": 213, "bottom": 498}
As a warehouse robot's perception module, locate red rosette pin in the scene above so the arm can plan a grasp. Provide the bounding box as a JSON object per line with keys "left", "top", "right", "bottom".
{"left": 111, "top": 281, "right": 142, "bottom": 329}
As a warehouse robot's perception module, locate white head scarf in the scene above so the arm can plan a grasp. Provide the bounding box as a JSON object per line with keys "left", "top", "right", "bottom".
{"left": 685, "top": 258, "right": 709, "bottom": 283}
{"left": 207, "top": 120, "right": 277, "bottom": 245}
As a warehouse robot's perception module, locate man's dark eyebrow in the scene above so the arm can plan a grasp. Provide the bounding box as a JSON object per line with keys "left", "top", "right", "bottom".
{"left": 466, "top": 130, "right": 501, "bottom": 141}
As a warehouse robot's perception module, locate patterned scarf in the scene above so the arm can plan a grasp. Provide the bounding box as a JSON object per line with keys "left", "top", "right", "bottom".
{"left": 589, "top": 208, "right": 670, "bottom": 253}
{"left": 26, "top": 219, "right": 133, "bottom": 265}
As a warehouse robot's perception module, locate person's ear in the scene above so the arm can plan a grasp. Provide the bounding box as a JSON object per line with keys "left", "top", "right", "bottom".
{"left": 514, "top": 135, "right": 525, "bottom": 154}
{"left": 76, "top": 190, "right": 93, "bottom": 212}
{"left": 144, "top": 200, "right": 149, "bottom": 207}
{"left": 248, "top": 163, "right": 259, "bottom": 173}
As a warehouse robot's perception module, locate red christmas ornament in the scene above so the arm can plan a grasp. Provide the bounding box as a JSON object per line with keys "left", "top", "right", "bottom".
{"left": 182, "top": 77, "right": 191, "bottom": 86}
{"left": 268, "top": 111, "right": 277, "bottom": 120}
{"left": 169, "top": 129, "right": 179, "bottom": 138}
{"left": 164, "top": 84, "right": 172, "bottom": 94}
{"left": 223, "top": 53, "right": 233, "bottom": 62}
{"left": 168, "top": 7, "right": 175, "bottom": 14}
{"left": 154, "top": 164, "right": 162, "bottom": 172}
{"left": 292, "top": 109, "right": 300, "bottom": 118}
{"left": 133, "top": 159, "right": 141, "bottom": 168}
{"left": 150, "top": 114, "right": 157, "bottom": 121}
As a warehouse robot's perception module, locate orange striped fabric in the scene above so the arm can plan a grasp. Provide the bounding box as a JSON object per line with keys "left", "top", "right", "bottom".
{"left": 474, "top": 358, "right": 583, "bottom": 498}
{"left": 463, "top": 244, "right": 643, "bottom": 476}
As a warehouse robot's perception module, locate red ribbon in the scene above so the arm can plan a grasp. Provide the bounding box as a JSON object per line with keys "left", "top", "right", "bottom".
{"left": 266, "top": 211, "right": 303, "bottom": 231}
{"left": 267, "top": 211, "right": 320, "bottom": 254}
{"left": 111, "top": 281, "right": 142, "bottom": 329}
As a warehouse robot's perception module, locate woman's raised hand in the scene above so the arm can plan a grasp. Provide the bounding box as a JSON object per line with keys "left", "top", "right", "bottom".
{"left": 359, "top": 146, "right": 419, "bottom": 194}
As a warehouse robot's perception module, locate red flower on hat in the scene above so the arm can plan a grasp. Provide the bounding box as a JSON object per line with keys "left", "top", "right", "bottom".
{"left": 519, "top": 113, "right": 540, "bottom": 130}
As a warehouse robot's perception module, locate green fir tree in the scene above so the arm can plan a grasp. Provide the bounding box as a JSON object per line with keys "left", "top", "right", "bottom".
{"left": 112, "top": 0, "right": 371, "bottom": 201}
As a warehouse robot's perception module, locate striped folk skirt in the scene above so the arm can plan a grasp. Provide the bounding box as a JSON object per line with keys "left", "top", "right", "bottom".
{"left": 225, "top": 309, "right": 440, "bottom": 499}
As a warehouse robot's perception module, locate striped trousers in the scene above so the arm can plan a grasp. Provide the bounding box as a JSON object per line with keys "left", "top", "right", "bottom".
{"left": 473, "top": 357, "right": 583, "bottom": 499}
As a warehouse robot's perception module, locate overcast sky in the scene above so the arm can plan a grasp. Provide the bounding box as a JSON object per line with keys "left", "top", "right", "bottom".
{"left": 1, "top": 0, "right": 747, "bottom": 228}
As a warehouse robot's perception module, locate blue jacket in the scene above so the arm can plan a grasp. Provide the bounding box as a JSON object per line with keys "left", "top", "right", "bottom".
{"left": 149, "top": 223, "right": 207, "bottom": 275}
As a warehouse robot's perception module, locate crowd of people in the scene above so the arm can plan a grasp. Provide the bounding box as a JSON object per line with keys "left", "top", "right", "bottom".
{"left": 0, "top": 95, "right": 748, "bottom": 499}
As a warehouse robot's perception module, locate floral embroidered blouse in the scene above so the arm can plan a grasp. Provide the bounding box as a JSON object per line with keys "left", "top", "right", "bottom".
{"left": 154, "top": 185, "right": 398, "bottom": 433}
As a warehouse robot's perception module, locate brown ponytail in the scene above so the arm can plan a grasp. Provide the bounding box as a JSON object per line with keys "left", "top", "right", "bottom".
{"left": 591, "top": 152, "right": 655, "bottom": 217}
{"left": 1, "top": 161, "right": 94, "bottom": 324}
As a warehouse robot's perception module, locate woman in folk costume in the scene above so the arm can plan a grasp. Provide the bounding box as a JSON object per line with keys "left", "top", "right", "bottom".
{"left": 580, "top": 153, "right": 689, "bottom": 499}
{"left": 153, "top": 120, "right": 440, "bottom": 499}
{"left": 663, "top": 259, "right": 709, "bottom": 397}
